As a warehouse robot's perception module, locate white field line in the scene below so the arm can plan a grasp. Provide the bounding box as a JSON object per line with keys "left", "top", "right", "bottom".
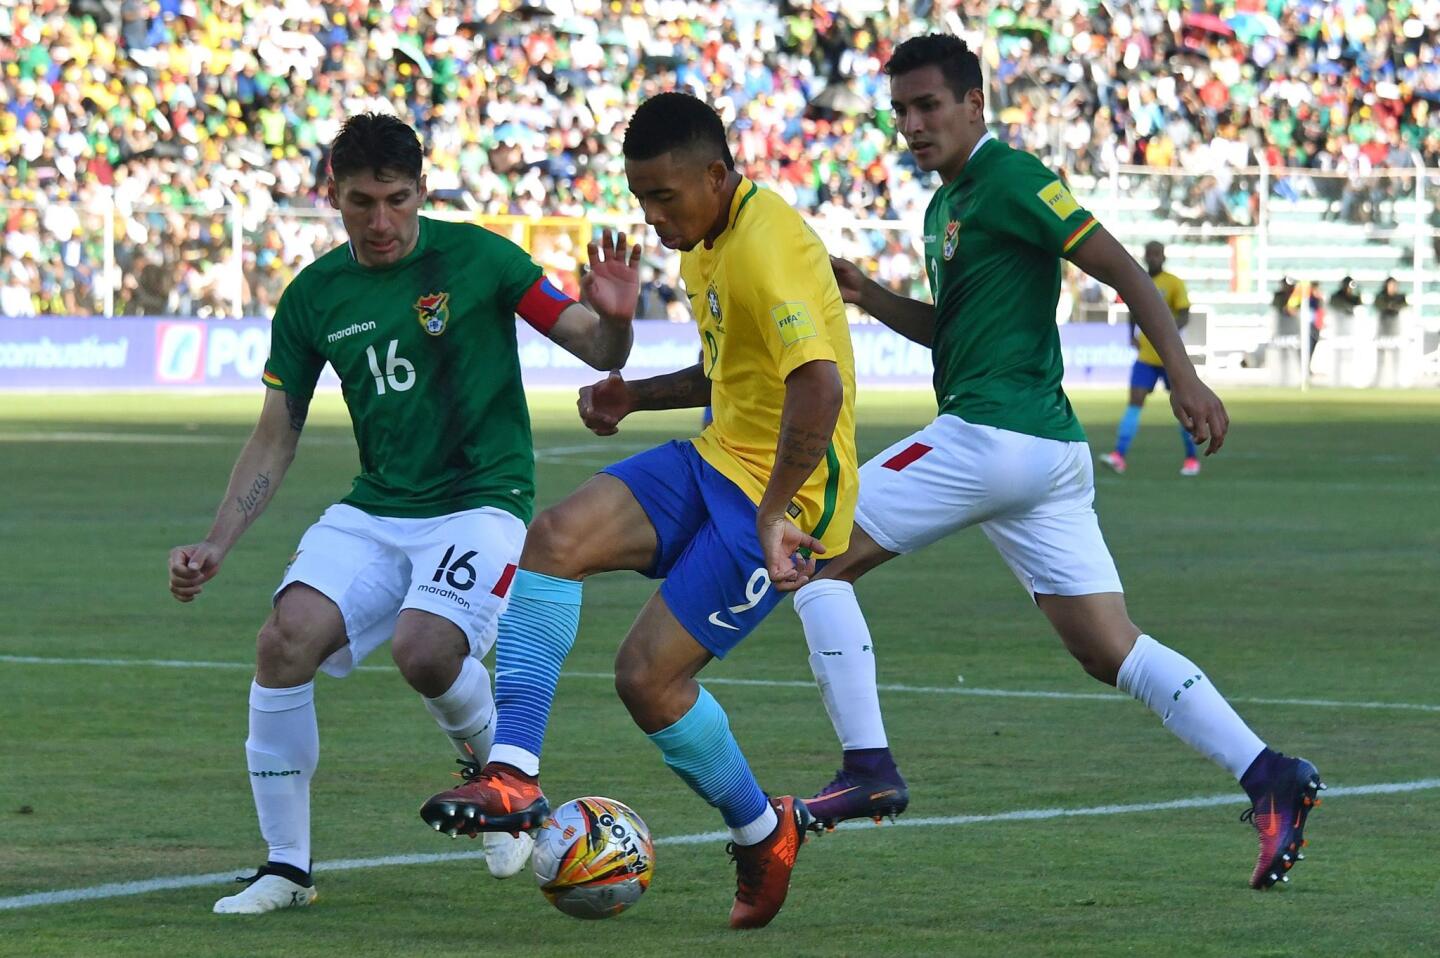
{"left": 2, "top": 777, "right": 1436, "bottom": 912}
{"left": 3, "top": 655, "right": 1439, "bottom": 715}
{"left": 0, "top": 431, "right": 634, "bottom": 460}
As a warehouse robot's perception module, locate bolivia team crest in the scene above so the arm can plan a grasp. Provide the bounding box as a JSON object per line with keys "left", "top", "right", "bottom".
{"left": 942, "top": 220, "right": 961, "bottom": 261}
{"left": 415, "top": 292, "right": 450, "bottom": 336}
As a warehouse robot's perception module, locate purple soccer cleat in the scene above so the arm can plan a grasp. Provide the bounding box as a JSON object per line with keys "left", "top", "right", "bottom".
{"left": 806, "top": 766, "right": 910, "bottom": 832}
{"left": 1240, "top": 751, "right": 1325, "bottom": 889}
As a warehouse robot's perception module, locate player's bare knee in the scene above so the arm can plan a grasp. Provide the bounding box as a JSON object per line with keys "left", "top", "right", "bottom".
{"left": 613, "top": 656, "right": 649, "bottom": 714}
{"left": 255, "top": 618, "right": 320, "bottom": 685}
{"left": 389, "top": 633, "right": 442, "bottom": 693}
{"left": 520, "top": 506, "right": 590, "bottom": 578}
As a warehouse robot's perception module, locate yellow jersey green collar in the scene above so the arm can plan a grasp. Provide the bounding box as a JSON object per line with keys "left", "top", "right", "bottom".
{"left": 728, "top": 176, "right": 759, "bottom": 232}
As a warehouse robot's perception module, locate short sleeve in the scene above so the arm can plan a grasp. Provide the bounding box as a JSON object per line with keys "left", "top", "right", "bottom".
{"left": 484, "top": 228, "right": 544, "bottom": 314}
{"left": 733, "top": 218, "right": 839, "bottom": 380}
{"left": 994, "top": 154, "right": 1100, "bottom": 258}
{"left": 263, "top": 278, "right": 325, "bottom": 398}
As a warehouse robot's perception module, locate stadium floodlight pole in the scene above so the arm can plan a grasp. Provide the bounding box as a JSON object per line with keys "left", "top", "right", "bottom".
{"left": 1413, "top": 156, "right": 1425, "bottom": 328}
{"left": 230, "top": 199, "right": 244, "bottom": 318}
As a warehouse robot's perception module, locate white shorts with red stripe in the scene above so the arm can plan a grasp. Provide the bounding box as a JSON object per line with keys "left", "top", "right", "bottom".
{"left": 275, "top": 503, "right": 525, "bottom": 677}
{"left": 854, "top": 414, "right": 1123, "bottom": 597}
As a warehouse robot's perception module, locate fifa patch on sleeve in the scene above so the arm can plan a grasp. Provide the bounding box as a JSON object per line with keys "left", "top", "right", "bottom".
{"left": 771, "top": 302, "right": 817, "bottom": 345}
{"left": 1037, "top": 180, "right": 1080, "bottom": 221}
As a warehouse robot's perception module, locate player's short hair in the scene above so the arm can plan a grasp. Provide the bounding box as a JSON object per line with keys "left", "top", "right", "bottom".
{"left": 885, "top": 34, "right": 984, "bottom": 102}
{"left": 623, "top": 93, "right": 735, "bottom": 170}
{"left": 329, "top": 113, "right": 423, "bottom": 184}
{"left": 1144, "top": 241, "right": 1165, "bottom": 254}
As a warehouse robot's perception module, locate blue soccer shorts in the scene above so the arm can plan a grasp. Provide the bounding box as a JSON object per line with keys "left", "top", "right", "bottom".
{"left": 1129, "top": 360, "right": 1168, "bottom": 392}
{"left": 603, "top": 440, "right": 808, "bottom": 658}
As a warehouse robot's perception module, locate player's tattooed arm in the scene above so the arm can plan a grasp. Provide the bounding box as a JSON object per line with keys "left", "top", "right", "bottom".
{"left": 625, "top": 363, "right": 712, "bottom": 411}
{"left": 196, "top": 388, "right": 305, "bottom": 555}
{"left": 234, "top": 472, "right": 271, "bottom": 518}
{"left": 285, "top": 392, "right": 310, "bottom": 432}
{"left": 776, "top": 425, "right": 832, "bottom": 471}
{"left": 760, "top": 359, "right": 843, "bottom": 515}
{"left": 756, "top": 359, "right": 844, "bottom": 590}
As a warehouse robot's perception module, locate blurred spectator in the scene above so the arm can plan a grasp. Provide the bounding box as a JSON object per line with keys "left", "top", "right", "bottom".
{"left": 1327, "top": 276, "right": 1362, "bottom": 318}
{"left": 3, "top": 0, "right": 1440, "bottom": 319}
{"left": 1373, "top": 276, "right": 1408, "bottom": 338}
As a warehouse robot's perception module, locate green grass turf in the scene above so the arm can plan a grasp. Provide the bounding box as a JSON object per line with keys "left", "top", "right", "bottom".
{"left": 1, "top": 389, "right": 1437, "bottom": 957}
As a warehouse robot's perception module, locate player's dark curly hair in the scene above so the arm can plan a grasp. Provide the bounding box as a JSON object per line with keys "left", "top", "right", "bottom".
{"left": 885, "top": 34, "right": 984, "bottom": 102}
{"left": 623, "top": 93, "right": 735, "bottom": 170}
{"left": 329, "top": 112, "right": 424, "bottom": 183}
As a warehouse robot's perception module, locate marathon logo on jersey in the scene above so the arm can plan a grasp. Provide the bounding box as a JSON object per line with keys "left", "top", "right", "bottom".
{"left": 415, "top": 291, "right": 451, "bottom": 336}
{"left": 771, "top": 302, "right": 816, "bottom": 345}
{"left": 155, "top": 322, "right": 207, "bottom": 383}
{"left": 326, "top": 320, "right": 377, "bottom": 344}
{"left": 1037, "top": 180, "right": 1080, "bottom": 221}
{"left": 707, "top": 285, "right": 723, "bottom": 326}
{"left": 942, "top": 220, "right": 961, "bottom": 261}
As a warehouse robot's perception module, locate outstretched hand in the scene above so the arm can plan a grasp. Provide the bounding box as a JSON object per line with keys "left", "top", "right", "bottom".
{"left": 581, "top": 230, "right": 641, "bottom": 323}
{"left": 1169, "top": 375, "right": 1229, "bottom": 455}
{"left": 577, "top": 370, "right": 632, "bottom": 436}
{"left": 758, "top": 513, "right": 825, "bottom": 592}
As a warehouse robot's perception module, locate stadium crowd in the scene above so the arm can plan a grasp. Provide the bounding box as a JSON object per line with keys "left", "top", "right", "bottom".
{"left": 2, "top": 0, "right": 1440, "bottom": 317}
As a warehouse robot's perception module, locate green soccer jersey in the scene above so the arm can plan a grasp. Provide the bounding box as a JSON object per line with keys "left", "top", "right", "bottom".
{"left": 922, "top": 137, "right": 1099, "bottom": 442}
{"left": 263, "top": 217, "right": 543, "bottom": 520}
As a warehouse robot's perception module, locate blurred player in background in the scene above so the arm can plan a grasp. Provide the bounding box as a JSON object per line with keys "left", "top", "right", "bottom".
{"left": 794, "top": 35, "right": 1324, "bottom": 891}
{"left": 167, "top": 113, "right": 639, "bottom": 914}
{"left": 1099, "top": 241, "right": 1201, "bottom": 477}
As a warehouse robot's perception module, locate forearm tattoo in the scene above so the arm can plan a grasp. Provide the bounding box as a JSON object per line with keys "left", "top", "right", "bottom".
{"left": 777, "top": 426, "right": 831, "bottom": 472}
{"left": 235, "top": 472, "right": 271, "bottom": 518}
{"left": 285, "top": 393, "right": 310, "bottom": 432}
{"left": 631, "top": 364, "right": 711, "bottom": 411}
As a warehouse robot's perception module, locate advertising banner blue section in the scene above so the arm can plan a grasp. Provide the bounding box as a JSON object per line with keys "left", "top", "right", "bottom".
{"left": 0, "top": 317, "right": 1132, "bottom": 390}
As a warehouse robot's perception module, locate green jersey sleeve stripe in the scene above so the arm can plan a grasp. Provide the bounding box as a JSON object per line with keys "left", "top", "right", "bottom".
{"left": 808, "top": 441, "right": 842, "bottom": 544}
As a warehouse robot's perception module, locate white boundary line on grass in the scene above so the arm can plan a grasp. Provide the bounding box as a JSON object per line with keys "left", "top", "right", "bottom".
{"left": 2, "top": 777, "right": 1437, "bottom": 912}
{"left": 3, "top": 654, "right": 1440, "bottom": 715}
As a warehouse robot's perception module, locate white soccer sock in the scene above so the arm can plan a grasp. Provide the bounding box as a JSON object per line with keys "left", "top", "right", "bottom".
{"left": 1116, "top": 635, "right": 1266, "bottom": 780}
{"left": 793, "top": 580, "right": 889, "bottom": 750}
{"left": 246, "top": 680, "right": 319, "bottom": 873}
{"left": 423, "top": 655, "right": 496, "bottom": 763}
{"left": 730, "top": 804, "right": 780, "bottom": 846}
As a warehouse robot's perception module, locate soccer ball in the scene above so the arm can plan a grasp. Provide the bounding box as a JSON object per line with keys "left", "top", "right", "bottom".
{"left": 531, "top": 796, "right": 654, "bottom": 920}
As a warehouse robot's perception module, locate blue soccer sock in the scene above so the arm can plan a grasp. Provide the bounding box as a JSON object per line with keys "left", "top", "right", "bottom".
{"left": 647, "top": 686, "right": 771, "bottom": 838}
{"left": 1179, "top": 424, "right": 1198, "bottom": 459}
{"left": 1115, "top": 404, "right": 1142, "bottom": 455}
{"left": 489, "top": 570, "right": 582, "bottom": 776}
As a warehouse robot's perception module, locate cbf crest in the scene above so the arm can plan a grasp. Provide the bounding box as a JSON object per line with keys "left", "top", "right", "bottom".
{"left": 943, "top": 220, "right": 961, "bottom": 261}
{"left": 415, "top": 291, "right": 451, "bottom": 336}
{"left": 706, "top": 284, "right": 722, "bottom": 325}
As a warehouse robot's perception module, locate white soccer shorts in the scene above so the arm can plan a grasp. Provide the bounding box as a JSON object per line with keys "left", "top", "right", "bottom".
{"left": 275, "top": 504, "right": 525, "bottom": 677}
{"left": 853, "top": 414, "right": 1123, "bottom": 597}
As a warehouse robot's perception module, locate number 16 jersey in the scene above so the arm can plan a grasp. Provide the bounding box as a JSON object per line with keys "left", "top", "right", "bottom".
{"left": 262, "top": 217, "right": 543, "bottom": 521}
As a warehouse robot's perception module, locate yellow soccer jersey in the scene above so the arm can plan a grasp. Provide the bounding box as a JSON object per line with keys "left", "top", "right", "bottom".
{"left": 1136, "top": 270, "right": 1191, "bottom": 366}
{"left": 681, "top": 177, "right": 857, "bottom": 557}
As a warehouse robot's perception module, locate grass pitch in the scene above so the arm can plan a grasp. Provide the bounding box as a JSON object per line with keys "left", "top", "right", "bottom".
{"left": 1, "top": 388, "right": 1437, "bottom": 957}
